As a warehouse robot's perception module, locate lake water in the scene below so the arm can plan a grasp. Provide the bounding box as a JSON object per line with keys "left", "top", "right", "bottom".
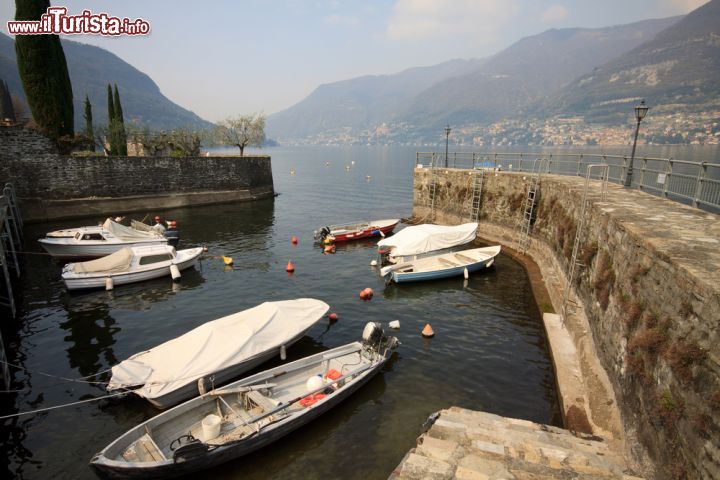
{"left": 2, "top": 144, "right": 714, "bottom": 479}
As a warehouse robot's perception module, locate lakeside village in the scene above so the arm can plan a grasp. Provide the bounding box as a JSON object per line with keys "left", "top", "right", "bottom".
{"left": 286, "top": 109, "right": 720, "bottom": 147}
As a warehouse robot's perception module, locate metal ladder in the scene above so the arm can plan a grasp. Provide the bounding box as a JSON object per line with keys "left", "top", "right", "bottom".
{"left": 516, "top": 158, "right": 549, "bottom": 254}
{"left": 0, "top": 206, "right": 16, "bottom": 318}
{"left": 468, "top": 164, "right": 485, "bottom": 222}
{"left": 562, "top": 164, "right": 609, "bottom": 318}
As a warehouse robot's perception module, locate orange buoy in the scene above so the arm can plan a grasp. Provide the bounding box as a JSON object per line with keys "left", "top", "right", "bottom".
{"left": 324, "top": 245, "right": 335, "bottom": 254}
{"left": 359, "top": 290, "right": 367, "bottom": 300}
{"left": 286, "top": 260, "right": 295, "bottom": 272}
{"left": 364, "top": 287, "right": 374, "bottom": 299}
{"left": 291, "top": 236, "right": 298, "bottom": 245}
{"left": 421, "top": 323, "right": 435, "bottom": 338}
{"left": 328, "top": 312, "right": 339, "bottom": 322}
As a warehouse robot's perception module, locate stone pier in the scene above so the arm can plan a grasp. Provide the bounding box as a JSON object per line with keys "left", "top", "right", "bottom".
{"left": 392, "top": 167, "right": 719, "bottom": 479}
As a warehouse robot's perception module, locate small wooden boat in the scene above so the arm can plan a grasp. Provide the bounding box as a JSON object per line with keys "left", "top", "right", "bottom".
{"left": 106, "top": 299, "right": 330, "bottom": 409}
{"left": 39, "top": 218, "right": 168, "bottom": 258}
{"left": 381, "top": 245, "right": 500, "bottom": 283}
{"left": 314, "top": 218, "right": 400, "bottom": 243}
{"left": 376, "top": 223, "right": 478, "bottom": 264}
{"left": 90, "top": 323, "right": 398, "bottom": 479}
{"left": 61, "top": 245, "right": 203, "bottom": 291}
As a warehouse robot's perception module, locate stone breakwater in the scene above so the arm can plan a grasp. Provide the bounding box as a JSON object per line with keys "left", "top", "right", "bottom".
{"left": 0, "top": 125, "right": 275, "bottom": 221}
{"left": 409, "top": 167, "right": 720, "bottom": 479}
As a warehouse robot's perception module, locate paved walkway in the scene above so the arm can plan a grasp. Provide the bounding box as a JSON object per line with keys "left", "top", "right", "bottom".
{"left": 390, "top": 407, "right": 643, "bottom": 480}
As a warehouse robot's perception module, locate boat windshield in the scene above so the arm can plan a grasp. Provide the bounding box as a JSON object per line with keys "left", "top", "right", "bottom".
{"left": 138, "top": 253, "right": 173, "bottom": 265}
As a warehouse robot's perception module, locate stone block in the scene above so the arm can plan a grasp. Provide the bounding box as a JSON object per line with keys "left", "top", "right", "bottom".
{"left": 457, "top": 454, "right": 513, "bottom": 480}
{"left": 396, "top": 452, "right": 454, "bottom": 480}
{"left": 417, "top": 435, "right": 459, "bottom": 462}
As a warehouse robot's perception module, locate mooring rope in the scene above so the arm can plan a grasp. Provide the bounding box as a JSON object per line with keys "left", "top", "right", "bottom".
{"left": 0, "top": 391, "right": 130, "bottom": 420}
{"left": 0, "top": 360, "right": 111, "bottom": 386}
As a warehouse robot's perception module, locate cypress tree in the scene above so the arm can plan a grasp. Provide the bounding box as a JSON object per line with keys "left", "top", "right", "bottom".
{"left": 83, "top": 95, "right": 94, "bottom": 151}
{"left": 0, "top": 79, "right": 16, "bottom": 122}
{"left": 113, "top": 84, "right": 127, "bottom": 156}
{"left": 107, "top": 83, "right": 116, "bottom": 155}
{"left": 14, "top": 0, "right": 73, "bottom": 140}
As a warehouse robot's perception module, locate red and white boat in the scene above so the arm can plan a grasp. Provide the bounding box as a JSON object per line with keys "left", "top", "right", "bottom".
{"left": 314, "top": 218, "right": 400, "bottom": 243}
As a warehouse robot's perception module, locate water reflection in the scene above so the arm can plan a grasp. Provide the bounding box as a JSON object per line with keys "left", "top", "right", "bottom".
{"left": 59, "top": 300, "right": 118, "bottom": 378}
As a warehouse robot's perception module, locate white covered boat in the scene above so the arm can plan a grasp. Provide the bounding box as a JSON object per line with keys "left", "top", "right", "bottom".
{"left": 91, "top": 323, "right": 397, "bottom": 479}
{"left": 61, "top": 245, "right": 203, "bottom": 291}
{"left": 39, "top": 218, "right": 167, "bottom": 258}
{"left": 107, "top": 299, "right": 331, "bottom": 409}
{"left": 376, "top": 222, "right": 478, "bottom": 263}
{"left": 381, "top": 245, "right": 501, "bottom": 283}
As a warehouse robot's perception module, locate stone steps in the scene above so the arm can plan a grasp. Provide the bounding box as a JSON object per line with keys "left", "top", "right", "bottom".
{"left": 390, "top": 407, "right": 642, "bottom": 480}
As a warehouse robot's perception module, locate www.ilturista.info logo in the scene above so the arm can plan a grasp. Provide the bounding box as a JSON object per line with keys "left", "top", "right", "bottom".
{"left": 7, "top": 7, "right": 150, "bottom": 36}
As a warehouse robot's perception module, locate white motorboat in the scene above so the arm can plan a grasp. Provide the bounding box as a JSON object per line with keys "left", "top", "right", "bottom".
{"left": 91, "top": 323, "right": 397, "bottom": 479}
{"left": 39, "top": 218, "right": 167, "bottom": 258}
{"left": 376, "top": 222, "right": 478, "bottom": 263}
{"left": 61, "top": 245, "right": 204, "bottom": 291}
{"left": 107, "top": 299, "right": 331, "bottom": 409}
{"left": 381, "top": 245, "right": 501, "bottom": 283}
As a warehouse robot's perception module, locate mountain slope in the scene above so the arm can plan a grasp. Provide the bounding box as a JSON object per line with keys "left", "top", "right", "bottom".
{"left": 552, "top": 0, "right": 720, "bottom": 122}
{"left": 400, "top": 16, "right": 680, "bottom": 130}
{"left": 266, "top": 58, "right": 485, "bottom": 139}
{"left": 0, "top": 33, "right": 212, "bottom": 130}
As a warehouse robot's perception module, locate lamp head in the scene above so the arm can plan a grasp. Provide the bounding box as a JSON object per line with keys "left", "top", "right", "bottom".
{"left": 635, "top": 100, "right": 649, "bottom": 122}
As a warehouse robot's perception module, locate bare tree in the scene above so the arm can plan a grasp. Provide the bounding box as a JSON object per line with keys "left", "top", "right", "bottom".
{"left": 215, "top": 113, "right": 265, "bottom": 156}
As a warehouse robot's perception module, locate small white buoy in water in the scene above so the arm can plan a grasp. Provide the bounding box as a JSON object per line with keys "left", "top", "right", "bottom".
{"left": 463, "top": 267, "right": 469, "bottom": 279}
{"left": 366, "top": 175, "right": 371, "bottom": 181}
{"left": 389, "top": 320, "right": 400, "bottom": 330}
{"left": 370, "top": 259, "right": 378, "bottom": 267}
{"left": 105, "top": 277, "right": 114, "bottom": 291}
{"left": 351, "top": 160, "right": 355, "bottom": 165}
{"left": 170, "top": 264, "right": 181, "bottom": 281}
{"left": 306, "top": 374, "right": 324, "bottom": 392}
{"left": 280, "top": 344, "right": 287, "bottom": 360}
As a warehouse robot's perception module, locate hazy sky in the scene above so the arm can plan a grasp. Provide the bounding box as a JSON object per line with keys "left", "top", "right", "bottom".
{"left": 1, "top": 0, "right": 709, "bottom": 121}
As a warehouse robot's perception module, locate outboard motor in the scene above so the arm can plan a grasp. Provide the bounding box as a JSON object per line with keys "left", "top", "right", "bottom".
{"left": 314, "top": 226, "right": 331, "bottom": 242}
{"left": 164, "top": 220, "right": 180, "bottom": 247}
{"left": 362, "top": 322, "right": 399, "bottom": 352}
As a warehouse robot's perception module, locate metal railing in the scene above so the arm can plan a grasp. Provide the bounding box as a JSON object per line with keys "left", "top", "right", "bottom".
{"left": 416, "top": 152, "right": 720, "bottom": 212}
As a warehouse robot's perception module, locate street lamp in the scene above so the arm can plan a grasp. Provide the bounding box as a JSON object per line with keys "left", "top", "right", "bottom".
{"left": 624, "top": 99, "right": 649, "bottom": 187}
{"left": 444, "top": 125, "right": 451, "bottom": 167}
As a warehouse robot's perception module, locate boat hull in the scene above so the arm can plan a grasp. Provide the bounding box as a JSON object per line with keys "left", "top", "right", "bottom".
{"left": 392, "top": 257, "right": 494, "bottom": 283}
{"left": 387, "top": 245, "right": 501, "bottom": 283}
{"left": 39, "top": 238, "right": 167, "bottom": 258}
{"left": 332, "top": 221, "right": 399, "bottom": 242}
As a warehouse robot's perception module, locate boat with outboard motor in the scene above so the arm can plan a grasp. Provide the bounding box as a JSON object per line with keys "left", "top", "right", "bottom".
{"left": 314, "top": 218, "right": 400, "bottom": 243}
{"left": 90, "top": 322, "right": 398, "bottom": 478}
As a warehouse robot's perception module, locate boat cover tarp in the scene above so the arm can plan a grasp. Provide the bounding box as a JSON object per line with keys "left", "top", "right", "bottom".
{"left": 107, "top": 298, "right": 330, "bottom": 400}
{"left": 377, "top": 223, "right": 478, "bottom": 258}
{"left": 103, "top": 218, "right": 162, "bottom": 241}
{"left": 73, "top": 247, "right": 134, "bottom": 274}
{"left": 130, "top": 220, "right": 153, "bottom": 232}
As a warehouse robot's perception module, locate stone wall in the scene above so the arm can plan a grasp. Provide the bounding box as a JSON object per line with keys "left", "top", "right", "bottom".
{"left": 413, "top": 166, "right": 720, "bottom": 480}
{"left": 0, "top": 126, "right": 274, "bottom": 221}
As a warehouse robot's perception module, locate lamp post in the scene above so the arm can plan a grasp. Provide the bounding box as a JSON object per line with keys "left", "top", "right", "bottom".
{"left": 444, "top": 125, "right": 451, "bottom": 168}
{"left": 624, "top": 99, "right": 649, "bottom": 187}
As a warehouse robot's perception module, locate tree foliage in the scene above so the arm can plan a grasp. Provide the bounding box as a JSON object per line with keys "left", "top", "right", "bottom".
{"left": 83, "top": 95, "right": 94, "bottom": 151}
{"left": 14, "top": 0, "right": 74, "bottom": 140}
{"left": 0, "top": 79, "right": 16, "bottom": 122}
{"left": 113, "top": 84, "right": 127, "bottom": 155}
{"left": 128, "top": 125, "right": 204, "bottom": 157}
{"left": 215, "top": 113, "right": 266, "bottom": 156}
{"left": 105, "top": 83, "right": 128, "bottom": 155}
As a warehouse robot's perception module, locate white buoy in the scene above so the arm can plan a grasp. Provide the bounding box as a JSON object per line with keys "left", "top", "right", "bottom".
{"left": 170, "top": 264, "right": 181, "bottom": 281}
{"left": 105, "top": 277, "right": 114, "bottom": 291}
{"left": 370, "top": 259, "right": 378, "bottom": 267}
{"left": 280, "top": 345, "right": 287, "bottom": 360}
{"left": 463, "top": 267, "right": 469, "bottom": 279}
{"left": 389, "top": 320, "right": 400, "bottom": 330}
{"left": 306, "top": 375, "right": 324, "bottom": 392}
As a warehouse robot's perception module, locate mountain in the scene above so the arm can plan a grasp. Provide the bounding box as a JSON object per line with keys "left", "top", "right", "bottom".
{"left": 267, "top": 17, "right": 679, "bottom": 141}
{"left": 0, "top": 33, "right": 213, "bottom": 130}
{"left": 552, "top": 0, "right": 720, "bottom": 123}
{"left": 266, "top": 58, "right": 486, "bottom": 139}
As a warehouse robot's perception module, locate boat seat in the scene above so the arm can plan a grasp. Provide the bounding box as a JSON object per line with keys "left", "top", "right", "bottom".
{"left": 454, "top": 253, "right": 476, "bottom": 264}
{"left": 122, "top": 433, "right": 167, "bottom": 462}
{"left": 245, "top": 390, "right": 280, "bottom": 413}
{"left": 438, "top": 257, "right": 462, "bottom": 267}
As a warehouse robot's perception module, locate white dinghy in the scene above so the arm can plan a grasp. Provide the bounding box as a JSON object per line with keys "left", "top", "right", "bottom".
{"left": 61, "top": 245, "right": 203, "bottom": 291}
{"left": 39, "top": 218, "right": 167, "bottom": 258}
{"left": 377, "top": 222, "right": 478, "bottom": 263}
{"left": 107, "top": 299, "right": 330, "bottom": 409}
{"left": 381, "top": 245, "right": 501, "bottom": 283}
{"left": 91, "top": 323, "right": 397, "bottom": 479}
